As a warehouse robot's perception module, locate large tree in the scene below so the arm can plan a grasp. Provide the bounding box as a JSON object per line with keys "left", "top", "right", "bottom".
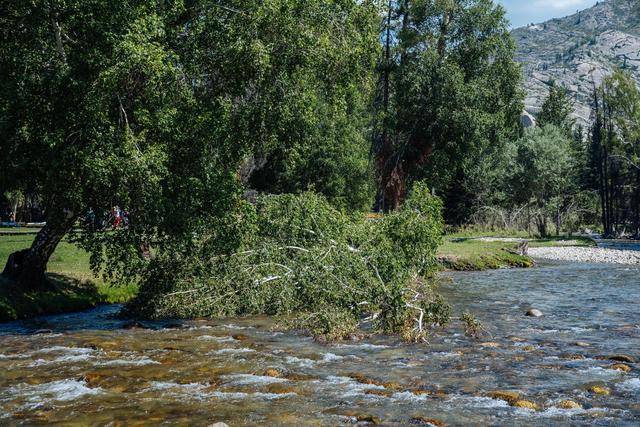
{"left": 0, "top": 0, "right": 380, "bottom": 289}
{"left": 372, "top": 0, "right": 522, "bottom": 215}
{"left": 537, "top": 82, "right": 574, "bottom": 137}
{"left": 510, "top": 125, "right": 576, "bottom": 236}
{"left": 587, "top": 70, "right": 640, "bottom": 238}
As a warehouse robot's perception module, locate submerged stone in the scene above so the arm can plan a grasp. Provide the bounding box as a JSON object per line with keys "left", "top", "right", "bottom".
{"left": 82, "top": 372, "right": 106, "bottom": 387}
{"left": 610, "top": 363, "right": 632, "bottom": 372}
{"left": 511, "top": 400, "right": 539, "bottom": 410}
{"left": 488, "top": 391, "right": 520, "bottom": 404}
{"left": 365, "top": 389, "right": 393, "bottom": 397}
{"left": 266, "top": 383, "right": 296, "bottom": 395}
{"left": 432, "top": 389, "right": 448, "bottom": 399}
{"left": 348, "top": 373, "right": 384, "bottom": 387}
{"left": 607, "top": 355, "right": 636, "bottom": 363}
{"left": 356, "top": 414, "right": 381, "bottom": 424}
{"left": 283, "top": 372, "right": 318, "bottom": 381}
{"left": 479, "top": 342, "right": 500, "bottom": 348}
{"left": 557, "top": 400, "right": 582, "bottom": 409}
{"left": 163, "top": 323, "right": 186, "bottom": 329}
{"left": 563, "top": 354, "right": 585, "bottom": 360}
{"left": 588, "top": 385, "right": 610, "bottom": 395}
{"left": 382, "top": 381, "right": 403, "bottom": 391}
{"left": 410, "top": 416, "right": 447, "bottom": 426}
{"left": 264, "top": 368, "right": 281, "bottom": 378}
{"left": 122, "top": 321, "right": 150, "bottom": 330}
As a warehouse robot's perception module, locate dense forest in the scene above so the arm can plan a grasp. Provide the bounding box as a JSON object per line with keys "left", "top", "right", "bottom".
{"left": 1, "top": 0, "right": 639, "bottom": 337}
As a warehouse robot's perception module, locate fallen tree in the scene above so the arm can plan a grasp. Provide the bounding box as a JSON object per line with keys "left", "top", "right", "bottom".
{"left": 126, "top": 184, "right": 452, "bottom": 342}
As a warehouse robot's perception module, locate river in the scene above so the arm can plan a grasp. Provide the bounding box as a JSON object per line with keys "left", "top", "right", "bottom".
{"left": 0, "top": 261, "right": 638, "bottom": 425}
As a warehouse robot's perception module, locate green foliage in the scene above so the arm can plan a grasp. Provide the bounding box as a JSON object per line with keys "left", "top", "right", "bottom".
{"left": 511, "top": 125, "right": 576, "bottom": 207}
{"left": 374, "top": 0, "right": 523, "bottom": 216}
{"left": 461, "top": 311, "right": 485, "bottom": 339}
{"left": 245, "top": 0, "right": 379, "bottom": 211}
{"left": 288, "top": 308, "right": 360, "bottom": 342}
{"left": 586, "top": 70, "right": 640, "bottom": 237}
{"left": 1, "top": 0, "right": 381, "bottom": 285}
{"left": 537, "top": 83, "right": 574, "bottom": 136}
{"left": 127, "top": 184, "right": 448, "bottom": 341}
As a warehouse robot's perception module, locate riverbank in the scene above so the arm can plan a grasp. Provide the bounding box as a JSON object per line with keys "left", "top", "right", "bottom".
{"left": 0, "top": 234, "right": 137, "bottom": 321}
{"left": 0, "top": 231, "right": 596, "bottom": 321}
{"left": 436, "top": 235, "right": 594, "bottom": 271}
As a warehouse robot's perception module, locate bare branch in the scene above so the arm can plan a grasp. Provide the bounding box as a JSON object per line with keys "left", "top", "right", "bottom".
{"left": 51, "top": 17, "right": 67, "bottom": 63}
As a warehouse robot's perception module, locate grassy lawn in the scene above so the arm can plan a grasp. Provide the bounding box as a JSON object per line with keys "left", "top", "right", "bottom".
{"left": 437, "top": 233, "right": 595, "bottom": 271}
{"left": 0, "top": 227, "right": 44, "bottom": 234}
{"left": 0, "top": 233, "right": 137, "bottom": 322}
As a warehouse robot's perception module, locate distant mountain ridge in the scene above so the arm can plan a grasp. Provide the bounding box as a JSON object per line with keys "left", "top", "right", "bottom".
{"left": 511, "top": 0, "right": 640, "bottom": 127}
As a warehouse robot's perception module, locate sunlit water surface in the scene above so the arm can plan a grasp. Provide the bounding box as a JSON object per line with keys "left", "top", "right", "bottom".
{"left": 0, "top": 261, "right": 638, "bottom": 425}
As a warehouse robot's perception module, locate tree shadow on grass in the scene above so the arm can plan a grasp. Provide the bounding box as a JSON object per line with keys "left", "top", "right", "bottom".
{"left": 0, "top": 273, "right": 103, "bottom": 322}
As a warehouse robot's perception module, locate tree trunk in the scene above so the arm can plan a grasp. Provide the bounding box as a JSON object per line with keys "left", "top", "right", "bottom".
{"left": 536, "top": 212, "right": 547, "bottom": 237}
{"left": 2, "top": 214, "right": 75, "bottom": 290}
{"left": 374, "top": 0, "right": 394, "bottom": 213}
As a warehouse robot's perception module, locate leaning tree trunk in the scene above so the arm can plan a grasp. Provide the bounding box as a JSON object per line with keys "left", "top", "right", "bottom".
{"left": 2, "top": 212, "right": 76, "bottom": 290}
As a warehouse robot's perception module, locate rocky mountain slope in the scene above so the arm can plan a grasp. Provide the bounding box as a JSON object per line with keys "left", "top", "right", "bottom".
{"left": 512, "top": 0, "right": 640, "bottom": 127}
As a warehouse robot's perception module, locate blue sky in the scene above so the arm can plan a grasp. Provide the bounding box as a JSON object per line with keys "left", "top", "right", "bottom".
{"left": 498, "top": 0, "right": 599, "bottom": 28}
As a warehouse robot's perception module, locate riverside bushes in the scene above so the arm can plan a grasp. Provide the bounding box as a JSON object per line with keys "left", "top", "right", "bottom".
{"left": 126, "top": 183, "right": 449, "bottom": 341}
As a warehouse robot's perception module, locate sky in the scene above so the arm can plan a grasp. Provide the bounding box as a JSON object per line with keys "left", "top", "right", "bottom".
{"left": 498, "top": 0, "right": 599, "bottom": 28}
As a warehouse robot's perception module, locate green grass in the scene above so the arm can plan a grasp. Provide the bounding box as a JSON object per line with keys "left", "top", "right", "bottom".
{"left": 0, "top": 234, "right": 137, "bottom": 322}
{"left": 0, "top": 226, "right": 43, "bottom": 234}
{"left": 436, "top": 232, "right": 595, "bottom": 271}
{"left": 437, "top": 239, "right": 533, "bottom": 271}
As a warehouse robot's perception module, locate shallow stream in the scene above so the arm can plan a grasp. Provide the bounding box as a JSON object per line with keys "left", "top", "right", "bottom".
{"left": 1, "top": 261, "right": 639, "bottom": 425}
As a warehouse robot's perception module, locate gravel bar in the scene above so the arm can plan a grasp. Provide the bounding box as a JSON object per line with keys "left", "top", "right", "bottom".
{"left": 529, "top": 247, "right": 640, "bottom": 265}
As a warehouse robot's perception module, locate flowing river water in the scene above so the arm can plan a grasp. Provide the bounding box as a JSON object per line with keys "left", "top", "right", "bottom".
{"left": 0, "top": 261, "right": 639, "bottom": 425}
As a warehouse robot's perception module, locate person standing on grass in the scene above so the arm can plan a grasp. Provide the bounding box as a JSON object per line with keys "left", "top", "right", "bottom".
{"left": 112, "top": 206, "right": 122, "bottom": 229}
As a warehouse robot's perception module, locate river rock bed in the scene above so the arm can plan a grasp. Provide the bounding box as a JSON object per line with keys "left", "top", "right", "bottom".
{"left": 529, "top": 247, "right": 640, "bottom": 265}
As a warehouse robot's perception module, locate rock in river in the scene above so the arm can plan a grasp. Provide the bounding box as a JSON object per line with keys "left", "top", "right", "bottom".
{"left": 512, "top": 400, "right": 539, "bottom": 410}
{"left": 557, "top": 400, "right": 582, "bottom": 410}
{"left": 525, "top": 309, "right": 543, "bottom": 317}
{"left": 589, "top": 385, "right": 610, "bottom": 395}
{"left": 610, "top": 363, "right": 632, "bottom": 373}
{"left": 607, "top": 355, "right": 636, "bottom": 364}
{"left": 410, "top": 416, "right": 447, "bottom": 426}
{"left": 264, "top": 368, "right": 281, "bottom": 378}
{"left": 487, "top": 391, "right": 520, "bottom": 404}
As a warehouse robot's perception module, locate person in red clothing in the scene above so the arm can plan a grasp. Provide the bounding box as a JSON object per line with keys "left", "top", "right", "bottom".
{"left": 112, "top": 206, "right": 122, "bottom": 228}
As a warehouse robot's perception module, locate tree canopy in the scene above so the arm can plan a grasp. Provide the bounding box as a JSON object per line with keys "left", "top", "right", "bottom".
{"left": 0, "top": 0, "right": 381, "bottom": 288}
{"left": 537, "top": 82, "right": 574, "bottom": 136}
{"left": 373, "top": 0, "right": 523, "bottom": 217}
